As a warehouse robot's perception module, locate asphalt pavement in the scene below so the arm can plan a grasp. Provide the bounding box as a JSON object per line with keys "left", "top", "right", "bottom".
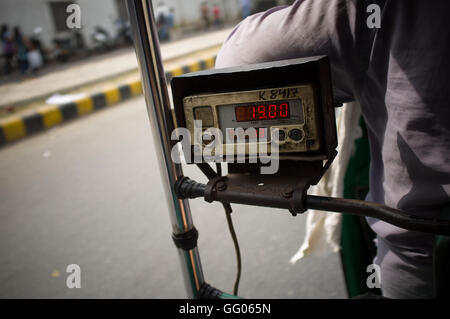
{"left": 0, "top": 96, "right": 346, "bottom": 298}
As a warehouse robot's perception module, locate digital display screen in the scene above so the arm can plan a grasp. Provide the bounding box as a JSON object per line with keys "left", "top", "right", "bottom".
{"left": 235, "top": 102, "right": 290, "bottom": 122}
{"left": 217, "top": 99, "right": 303, "bottom": 143}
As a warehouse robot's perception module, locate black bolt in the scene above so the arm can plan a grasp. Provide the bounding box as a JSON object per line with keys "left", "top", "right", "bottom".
{"left": 289, "top": 128, "right": 303, "bottom": 141}
{"left": 216, "top": 181, "right": 227, "bottom": 191}
{"left": 306, "top": 139, "right": 315, "bottom": 148}
{"left": 282, "top": 187, "right": 294, "bottom": 198}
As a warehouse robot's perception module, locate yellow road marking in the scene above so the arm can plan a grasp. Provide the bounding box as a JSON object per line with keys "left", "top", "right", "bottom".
{"left": 75, "top": 97, "right": 94, "bottom": 115}
{"left": 189, "top": 61, "right": 201, "bottom": 72}
{"left": 38, "top": 106, "right": 62, "bottom": 129}
{"left": 104, "top": 88, "right": 120, "bottom": 105}
{"left": 0, "top": 117, "right": 26, "bottom": 142}
{"left": 170, "top": 67, "right": 183, "bottom": 77}
{"left": 129, "top": 81, "right": 142, "bottom": 96}
{"left": 205, "top": 56, "right": 216, "bottom": 69}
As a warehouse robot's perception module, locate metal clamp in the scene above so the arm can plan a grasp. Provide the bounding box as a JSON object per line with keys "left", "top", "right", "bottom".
{"left": 204, "top": 176, "right": 228, "bottom": 203}
{"left": 172, "top": 227, "right": 199, "bottom": 251}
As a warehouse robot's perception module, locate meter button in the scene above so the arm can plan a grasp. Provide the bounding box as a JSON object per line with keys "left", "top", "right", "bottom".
{"left": 289, "top": 128, "right": 303, "bottom": 141}
{"left": 272, "top": 129, "right": 286, "bottom": 142}
{"left": 194, "top": 106, "right": 214, "bottom": 127}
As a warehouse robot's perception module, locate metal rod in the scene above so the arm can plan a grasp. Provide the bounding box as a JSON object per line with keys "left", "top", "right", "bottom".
{"left": 126, "top": 0, "right": 204, "bottom": 298}
{"left": 175, "top": 178, "right": 450, "bottom": 236}
{"left": 306, "top": 195, "right": 450, "bottom": 236}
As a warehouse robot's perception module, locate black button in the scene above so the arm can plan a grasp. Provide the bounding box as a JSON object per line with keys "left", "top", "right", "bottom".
{"left": 289, "top": 129, "right": 303, "bottom": 141}
{"left": 275, "top": 130, "right": 286, "bottom": 141}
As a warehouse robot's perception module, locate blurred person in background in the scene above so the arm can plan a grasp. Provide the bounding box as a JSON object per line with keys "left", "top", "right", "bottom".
{"left": 26, "top": 40, "right": 43, "bottom": 74}
{"left": 240, "top": 0, "right": 251, "bottom": 19}
{"left": 74, "top": 30, "right": 86, "bottom": 51}
{"left": 213, "top": 4, "right": 223, "bottom": 27}
{"left": 1, "top": 24, "right": 15, "bottom": 75}
{"left": 13, "top": 26, "right": 29, "bottom": 74}
{"left": 201, "top": 1, "right": 211, "bottom": 29}
{"left": 29, "top": 27, "right": 47, "bottom": 64}
{"left": 156, "top": 2, "right": 170, "bottom": 41}
{"left": 167, "top": 7, "right": 175, "bottom": 30}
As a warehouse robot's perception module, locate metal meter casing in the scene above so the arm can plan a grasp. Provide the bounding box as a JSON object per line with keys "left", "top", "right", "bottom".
{"left": 171, "top": 56, "right": 337, "bottom": 162}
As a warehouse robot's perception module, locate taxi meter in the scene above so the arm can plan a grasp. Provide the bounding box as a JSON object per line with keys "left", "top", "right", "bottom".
{"left": 171, "top": 56, "right": 340, "bottom": 217}
{"left": 171, "top": 56, "right": 338, "bottom": 163}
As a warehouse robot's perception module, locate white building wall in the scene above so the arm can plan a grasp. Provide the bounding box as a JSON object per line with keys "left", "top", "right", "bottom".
{"left": 0, "top": 0, "right": 55, "bottom": 49}
{"left": 0, "top": 0, "right": 266, "bottom": 50}
{"left": 152, "top": 0, "right": 242, "bottom": 26}
{"left": 0, "top": 0, "right": 120, "bottom": 49}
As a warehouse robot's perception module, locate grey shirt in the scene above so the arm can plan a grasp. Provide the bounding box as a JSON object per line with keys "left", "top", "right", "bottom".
{"left": 216, "top": 0, "right": 450, "bottom": 297}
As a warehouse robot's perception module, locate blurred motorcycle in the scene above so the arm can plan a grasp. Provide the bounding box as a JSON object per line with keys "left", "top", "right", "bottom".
{"left": 113, "top": 19, "right": 133, "bottom": 46}
{"left": 90, "top": 26, "right": 114, "bottom": 53}
{"left": 52, "top": 30, "right": 85, "bottom": 62}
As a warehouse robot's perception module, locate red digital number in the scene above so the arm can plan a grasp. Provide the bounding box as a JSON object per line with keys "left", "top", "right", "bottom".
{"left": 236, "top": 102, "right": 289, "bottom": 121}
{"left": 257, "top": 105, "right": 266, "bottom": 119}
{"left": 251, "top": 106, "right": 256, "bottom": 120}
{"left": 268, "top": 104, "right": 276, "bottom": 118}
{"left": 280, "top": 103, "right": 288, "bottom": 118}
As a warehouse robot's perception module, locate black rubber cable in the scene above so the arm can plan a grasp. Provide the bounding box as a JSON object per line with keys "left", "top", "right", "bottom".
{"left": 216, "top": 162, "right": 241, "bottom": 296}
{"left": 194, "top": 163, "right": 242, "bottom": 296}
{"left": 222, "top": 202, "right": 241, "bottom": 296}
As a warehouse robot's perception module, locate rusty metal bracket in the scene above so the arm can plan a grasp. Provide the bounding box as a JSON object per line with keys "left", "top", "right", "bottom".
{"left": 201, "top": 160, "right": 328, "bottom": 215}
{"left": 204, "top": 176, "right": 228, "bottom": 203}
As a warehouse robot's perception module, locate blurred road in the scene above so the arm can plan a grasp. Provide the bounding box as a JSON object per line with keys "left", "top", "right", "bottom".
{"left": 0, "top": 96, "right": 346, "bottom": 298}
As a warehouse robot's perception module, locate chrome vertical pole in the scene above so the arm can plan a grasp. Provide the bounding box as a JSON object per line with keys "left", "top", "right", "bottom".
{"left": 126, "top": 0, "right": 205, "bottom": 298}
